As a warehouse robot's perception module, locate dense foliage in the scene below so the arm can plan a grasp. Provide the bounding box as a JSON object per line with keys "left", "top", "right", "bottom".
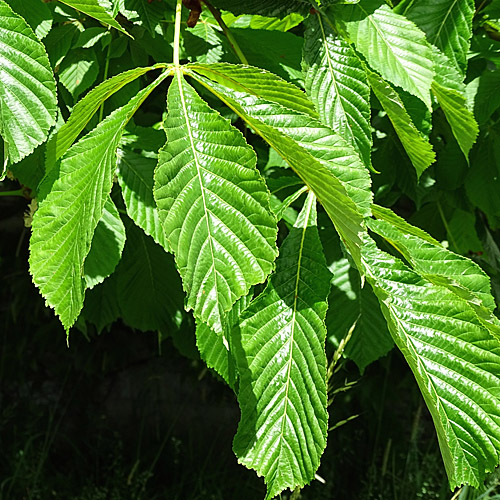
{"left": 1, "top": 0, "right": 500, "bottom": 497}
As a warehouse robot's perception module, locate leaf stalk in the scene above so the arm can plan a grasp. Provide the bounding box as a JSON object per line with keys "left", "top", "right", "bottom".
{"left": 201, "top": 0, "right": 249, "bottom": 65}
{"left": 173, "top": 0, "right": 183, "bottom": 67}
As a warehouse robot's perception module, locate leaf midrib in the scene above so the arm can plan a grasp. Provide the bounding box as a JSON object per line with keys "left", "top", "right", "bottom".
{"left": 430, "top": 0, "right": 460, "bottom": 47}
{"left": 175, "top": 71, "right": 221, "bottom": 321}
{"left": 316, "top": 14, "right": 356, "bottom": 142}
{"left": 278, "top": 193, "right": 314, "bottom": 460}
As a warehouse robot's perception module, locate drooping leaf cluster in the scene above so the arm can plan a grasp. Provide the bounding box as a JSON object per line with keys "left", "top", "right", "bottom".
{"left": 2, "top": 0, "right": 500, "bottom": 497}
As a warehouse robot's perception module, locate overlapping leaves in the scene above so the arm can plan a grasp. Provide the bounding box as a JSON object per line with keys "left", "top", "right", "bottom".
{"left": 303, "top": 13, "right": 372, "bottom": 168}
{"left": 335, "top": 0, "right": 435, "bottom": 109}
{"left": 398, "top": 0, "right": 474, "bottom": 74}
{"left": 186, "top": 64, "right": 371, "bottom": 264}
{"left": 29, "top": 74, "right": 167, "bottom": 331}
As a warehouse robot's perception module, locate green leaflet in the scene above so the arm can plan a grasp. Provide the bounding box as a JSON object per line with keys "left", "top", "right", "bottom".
{"left": 57, "top": 0, "right": 129, "bottom": 36}
{"left": 187, "top": 63, "right": 317, "bottom": 117}
{"left": 84, "top": 196, "right": 126, "bottom": 290}
{"left": 366, "top": 69, "right": 435, "bottom": 178}
{"left": 46, "top": 66, "right": 158, "bottom": 167}
{"left": 116, "top": 148, "right": 169, "bottom": 251}
{"left": 336, "top": 0, "right": 435, "bottom": 109}
{"left": 116, "top": 221, "right": 184, "bottom": 333}
{"left": 361, "top": 235, "right": 500, "bottom": 489}
{"left": 432, "top": 49, "right": 478, "bottom": 159}
{"left": 58, "top": 48, "right": 99, "bottom": 99}
{"left": 154, "top": 73, "right": 278, "bottom": 334}
{"left": 0, "top": 0, "right": 57, "bottom": 164}
{"left": 303, "top": 13, "right": 372, "bottom": 169}
{"left": 368, "top": 211, "right": 500, "bottom": 339}
{"left": 398, "top": 0, "right": 474, "bottom": 74}
{"left": 196, "top": 291, "right": 253, "bottom": 390}
{"left": 184, "top": 22, "right": 229, "bottom": 65}
{"left": 186, "top": 65, "right": 370, "bottom": 265}
{"left": 117, "top": 0, "right": 167, "bottom": 36}
{"left": 327, "top": 256, "right": 393, "bottom": 374}
{"left": 232, "top": 192, "right": 331, "bottom": 499}
{"left": 29, "top": 72, "right": 167, "bottom": 331}
{"left": 432, "top": 81, "right": 478, "bottom": 159}
{"left": 222, "top": 12, "right": 304, "bottom": 31}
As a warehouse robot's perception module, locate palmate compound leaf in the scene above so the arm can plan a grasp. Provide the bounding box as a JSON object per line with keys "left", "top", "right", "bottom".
{"left": 186, "top": 64, "right": 371, "bottom": 265}
{"left": 366, "top": 69, "right": 435, "bottom": 178}
{"left": 153, "top": 73, "right": 278, "bottom": 334}
{"left": 361, "top": 234, "right": 500, "bottom": 488}
{"left": 232, "top": 192, "right": 331, "bottom": 499}
{"left": 334, "top": 0, "right": 435, "bottom": 110}
{"left": 397, "top": 0, "right": 474, "bottom": 75}
{"left": 29, "top": 72, "right": 168, "bottom": 331}
{"left": 303, "top": 12, "right": 372, "bottom": 169}
{"left": 0, "top": 0, "right": 57, "bottom": 164}
{"left": 116, "top": 148, "right": 169, "bottom": 250}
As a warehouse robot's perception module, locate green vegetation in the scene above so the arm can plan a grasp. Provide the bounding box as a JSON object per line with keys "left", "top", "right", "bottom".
{"left": 1, "top": 0, "right": 500, "bottom": 498}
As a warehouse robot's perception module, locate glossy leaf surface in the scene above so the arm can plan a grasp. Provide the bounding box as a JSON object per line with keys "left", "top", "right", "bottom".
{"left": 361, "top": 236, "right": 500, "bottom": 489}
{"left": 57, "top": 0, "right": 128, "bottom": 35}
{"left": 154, "top": 73, "right": 278, "bottom": 334}
{"left": 303, "top": 13, "right": 372, "bottom": 168}
{"left": 398, "top": 0, "right": 474, "bottom": 74}
{"left": 29, "top": 75, "right": 166, "bottom": 331}
{"left": 187, "top": 65, "right": 371, "bottom": 265}
{"left": 46, "top": 66, "right": 156, "bottom": 166}
{"left": 337, "top": 0, "right": 435, "bottom": 109}
{"left": 233, "top": 192, "right": 331, "bottom": 499}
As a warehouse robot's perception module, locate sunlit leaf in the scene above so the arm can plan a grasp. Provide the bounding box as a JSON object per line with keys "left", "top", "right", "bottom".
{"left": 29, "top": 73, "right": 167, "bottom": 331}
{"left": 233, "top": 192, "right": 331, "bottom": 499}
{"left": 303, "top": 13, "right": 372, "bottom": 168}
{"left": 154, "top": 73, "right": 278, "bottom": 334}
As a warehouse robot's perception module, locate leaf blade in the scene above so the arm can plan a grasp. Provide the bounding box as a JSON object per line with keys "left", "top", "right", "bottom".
{"left": 29, "top": 73, "right": 166, "bottom": 330}
{"left": 0, "top": 0, "right": 57, "bottom": 163}
{"left": 303, "top": 13, "right": 372, "bottom": 168}
{"left": 57, "top": 0, "right": 129, "bottom": 36}
{"left": 233, "top": 192, "right": 331, "bottom": 498}
{"left": 337, "top": 1, "right": 435, "bottom": 109}
{"left": 154, "top": 73, "right": 278, "bottom": 334}
{"left": 361, "top": 235, "right": 500, "bottom": 488}
{"left": 398, "top": 0, "right": 474, "bottom": 74}
{"left": 366, "top": 69, "right": 435, "bottom": 178}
